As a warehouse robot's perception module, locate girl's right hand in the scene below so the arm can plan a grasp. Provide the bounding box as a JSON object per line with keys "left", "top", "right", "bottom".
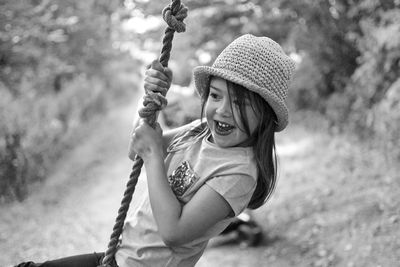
{"left": 144, "top": 60, "right": 173, "bottom": 97}
{"left": 130, "top": 119, "right": 164, "bottom": 162}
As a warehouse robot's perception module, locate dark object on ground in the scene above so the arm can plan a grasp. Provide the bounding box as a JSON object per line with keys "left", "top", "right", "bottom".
{"left": 220, "top": 213, "right": 263, "bottom": 247}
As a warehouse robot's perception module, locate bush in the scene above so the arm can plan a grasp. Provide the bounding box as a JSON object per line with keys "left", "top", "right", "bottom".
{"left": 162, "top": 84, "right": 201, "bottom": 128}
{"left": 288, "top": 54, "right": 325, "bottom": 112}
{"left": 370, "top": 79, "right": 400, "bottom": 160}
{"left": 0, "top": 66, "right": 138, "bottom": 203}
{"left": 287, "top": 2, "right": 400, "bottom": 159}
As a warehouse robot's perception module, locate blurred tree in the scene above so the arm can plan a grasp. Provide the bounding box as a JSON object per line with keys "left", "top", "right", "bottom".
{"left": 347, "top": 1, "right": 400, "bottom": 139}
{"left": 129, "top": 0, "right": 297, "bottom": 85}
{"left": 0, "top": 0, "right": 139, "bottom": 202}
{"left": 274, "top": 1, "right": 399, "bottom": 134}
{"left": 0, "top": 0, "right": 123, "bottom": 96}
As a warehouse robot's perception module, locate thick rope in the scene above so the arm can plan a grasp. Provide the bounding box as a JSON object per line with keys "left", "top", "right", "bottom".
{"left": 98, "top": 1, "right": 187, "bottom": 267}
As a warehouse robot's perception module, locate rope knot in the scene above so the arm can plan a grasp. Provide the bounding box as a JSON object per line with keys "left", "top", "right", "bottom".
{"left": 162, "top": 3, "right": 188, "bottom": 33}
{"left": 139, "top": 92, "right": 168, "bottom": 126}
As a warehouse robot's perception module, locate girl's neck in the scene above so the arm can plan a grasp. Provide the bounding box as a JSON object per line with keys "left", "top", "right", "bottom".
{"left": 207, "top": 132, "right": 255, "bottom": 148}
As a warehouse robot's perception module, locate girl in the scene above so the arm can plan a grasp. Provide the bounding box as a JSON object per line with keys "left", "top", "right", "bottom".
{"left": 15, "top": 34, "right": 295, "bottom": 267}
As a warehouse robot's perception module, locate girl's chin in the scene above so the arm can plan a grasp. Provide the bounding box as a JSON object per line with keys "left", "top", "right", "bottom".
{"left": 210, "top": 133, "right": 233, "bottom": 147}
{"left": 210, "top": 129, "right": 252, "bottom": 148}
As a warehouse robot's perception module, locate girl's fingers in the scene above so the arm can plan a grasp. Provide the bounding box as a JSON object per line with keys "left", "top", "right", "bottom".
{"left": 146, "top": 59, "right": 163, "bottom": 69}
{"left": 146, "top": 60, "right": 173, "bottom": 84}
{"left": 145, "top": 69, "right": 171, "bottom": 89}
{"left": 154, "top": 122, "right": 163, "bottom": 135}
{"left": 149, "top": 60, "right": 168, "bottom": 80}
{"left": 154, "top": 62, "right": 172, "bottom": 83}
{"left": 164, "top": 67, "right": 173, "bottom": 82}
{"left": 144, "top": 60, "right": 173, "bottom": 96}
{"left": 151, "top": 60, "right": 164, "bottom": 72}
{"left": 144, "top": 74, "right": 170, "bottom": 89}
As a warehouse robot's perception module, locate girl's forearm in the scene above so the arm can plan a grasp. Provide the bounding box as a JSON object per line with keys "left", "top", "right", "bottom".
{"left": 143, "top": 154, "right": 183, "bottom": 244}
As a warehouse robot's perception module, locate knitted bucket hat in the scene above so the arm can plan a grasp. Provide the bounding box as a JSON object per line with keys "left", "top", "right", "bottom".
{"left": 193, "top": 34, "right": 296, "bottom": 132}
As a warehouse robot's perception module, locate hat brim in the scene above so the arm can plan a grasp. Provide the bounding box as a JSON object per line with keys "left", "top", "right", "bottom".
{"left": 193, "top": 66, "right": 288, "bottom": 132}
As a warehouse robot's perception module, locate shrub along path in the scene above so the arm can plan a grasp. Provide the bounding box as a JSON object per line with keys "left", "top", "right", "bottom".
{"left": 1, "top": 101, "right": 399, "bottom": 267}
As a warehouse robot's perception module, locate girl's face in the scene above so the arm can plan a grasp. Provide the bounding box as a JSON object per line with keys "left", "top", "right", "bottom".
{"left": 205, "top": 77, "right": 259, "bottom": 148}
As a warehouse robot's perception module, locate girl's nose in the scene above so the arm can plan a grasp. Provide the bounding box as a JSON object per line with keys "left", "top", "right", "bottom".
{"left": 216, "top": 98, "right": 232, "bottom": 117}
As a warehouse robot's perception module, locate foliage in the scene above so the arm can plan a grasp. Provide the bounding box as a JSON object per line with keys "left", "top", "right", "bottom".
{"left": 348, "top": 3, "right": 400, "bottom": 136}
{"left": 129, "top": 0, "right": 298, "bottom": 85}
{"left": 0, "top": 0, "right": 139, "bottom": 202}
{"left": 257, "top": 0, "right": 399, "bottom": 157}
{"left": 2, "top": 0, "right": 399, "bottom": 201}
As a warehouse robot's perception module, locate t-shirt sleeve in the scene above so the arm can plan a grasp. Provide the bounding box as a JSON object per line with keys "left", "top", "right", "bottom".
{"left": 206, "top": 174, "right": 256, "bottom": 216}
{"left": 167, "top": 119, "right": 206, "bottom": 152}
{"left": 172, "top": 119, "right": 202, "bottom": 142}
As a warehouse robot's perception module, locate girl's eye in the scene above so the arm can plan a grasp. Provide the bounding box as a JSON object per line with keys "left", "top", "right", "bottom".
{"left": 210, "top": 92, "right": 219, "bottom": 99}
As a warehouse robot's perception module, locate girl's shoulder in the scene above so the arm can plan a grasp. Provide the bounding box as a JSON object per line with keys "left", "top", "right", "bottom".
{"left": 167, "top": 119, "right": 208, "bottom": 152}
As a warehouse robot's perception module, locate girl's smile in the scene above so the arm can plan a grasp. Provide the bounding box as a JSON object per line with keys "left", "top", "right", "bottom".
{"left": 205, "top": 77, "right": 258, "bottom": 148}
{"left": 214, "top": 120, "right": 235, "bottom": 135}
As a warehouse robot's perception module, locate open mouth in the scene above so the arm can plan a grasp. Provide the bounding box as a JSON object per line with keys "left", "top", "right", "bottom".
{"left": 214, "top": 120, "right": 235, "bottom": 136}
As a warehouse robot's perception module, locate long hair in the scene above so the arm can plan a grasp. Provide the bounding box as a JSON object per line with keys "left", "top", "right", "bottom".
{"left": 199, "top": 77, "right": 278, "bottom": 209}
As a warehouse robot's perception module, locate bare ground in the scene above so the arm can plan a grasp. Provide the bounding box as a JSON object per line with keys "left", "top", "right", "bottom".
{"left": 1, "top": 102, "right": 399, "bottom": 267}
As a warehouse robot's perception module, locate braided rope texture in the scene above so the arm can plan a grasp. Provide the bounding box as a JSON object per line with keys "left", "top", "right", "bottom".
{"left": 98, "top": 1, "right": 187, "bottom": 266}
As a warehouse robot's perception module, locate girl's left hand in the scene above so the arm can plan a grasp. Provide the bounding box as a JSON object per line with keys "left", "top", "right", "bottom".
{"left": 130, "top": 120, "right": 164, "bottom": 161}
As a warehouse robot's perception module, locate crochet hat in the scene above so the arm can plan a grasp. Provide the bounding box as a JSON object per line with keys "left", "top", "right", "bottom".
{"left": 193, "top": 34, "right": 296, "bottom": 132}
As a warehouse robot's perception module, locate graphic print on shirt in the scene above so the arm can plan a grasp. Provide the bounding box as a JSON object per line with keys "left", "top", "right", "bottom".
{"left": 168, "top": 160, "right": 199, "bottom": 197}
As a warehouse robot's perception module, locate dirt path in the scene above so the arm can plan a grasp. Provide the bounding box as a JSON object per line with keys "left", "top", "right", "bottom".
{"left": 1, "top": 102, "right": 399, "bottom": 266}
{"left": 0, "top": 102, "right": 137, "bottom": 266}
{"left": 199, "top": 121, "right": 400, "bottom": 267}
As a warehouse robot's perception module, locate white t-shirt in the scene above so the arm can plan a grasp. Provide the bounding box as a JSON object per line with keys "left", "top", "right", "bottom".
{"left": 116, "top": 121, "right": 257, "bottom": 267}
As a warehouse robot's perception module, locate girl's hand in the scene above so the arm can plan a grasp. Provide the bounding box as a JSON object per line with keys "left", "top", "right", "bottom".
{"left": 129, "top": 120, "right": 164, "bottom": 162}
{"left": 144, "top": 60, "right": 173, "bottom": 97}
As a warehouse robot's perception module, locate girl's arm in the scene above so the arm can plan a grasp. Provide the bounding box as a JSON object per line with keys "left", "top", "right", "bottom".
{"left": 131, "top": 60, "right": 232, "bottom": 246}
{"left": 129, "top": 60, "right": 193, "bottom": 160}
{"left": 132, "top": 121, "right": 232, "bottom": 247}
